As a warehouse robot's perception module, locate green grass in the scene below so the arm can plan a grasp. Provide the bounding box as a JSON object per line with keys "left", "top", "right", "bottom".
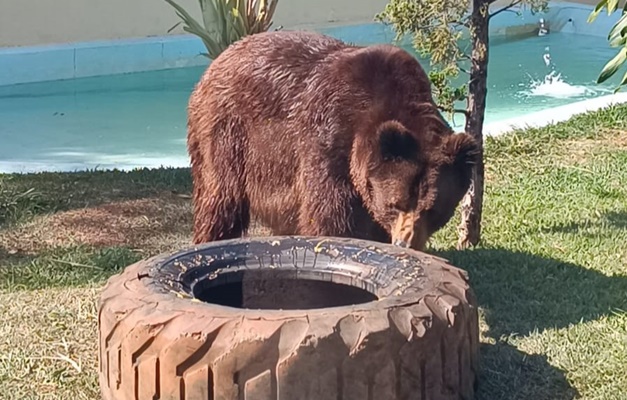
{"left": 0, "top": 245, "right": 141, "bottom": 291}
{"left": 428, "top": 104, "right": 627, "bottom": 399}
{"left": 1, "top": 104, "right": 626, "bottom": 399}
{"left": 0, "top": 167, "right": 191, "bottom": 226}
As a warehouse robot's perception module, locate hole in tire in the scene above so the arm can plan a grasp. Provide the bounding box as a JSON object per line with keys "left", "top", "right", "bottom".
{"left": 192, "top": 271, "right": 378, "bottom": 310}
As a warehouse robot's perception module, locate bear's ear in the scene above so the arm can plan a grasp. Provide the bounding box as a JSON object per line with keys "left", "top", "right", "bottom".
{"left": 376, "top": 121, "right": 421, "bottom": 163}
{"left": 445, "top": 133, "right": 480, "bottom": 167}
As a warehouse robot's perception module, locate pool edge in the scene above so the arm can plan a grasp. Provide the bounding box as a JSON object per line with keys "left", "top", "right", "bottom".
{"left": 480, "top": 93, "right": 627, "bottom": 137}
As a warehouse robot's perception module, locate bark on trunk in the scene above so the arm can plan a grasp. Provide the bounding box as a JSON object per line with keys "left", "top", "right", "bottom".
{"left": 457, "top": 0, "right": 489, "bottom": 250}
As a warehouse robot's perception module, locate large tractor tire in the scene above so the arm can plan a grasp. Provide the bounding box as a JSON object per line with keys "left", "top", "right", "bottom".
{"left": 98, "top": 236, "right": 480, "bottom": 400}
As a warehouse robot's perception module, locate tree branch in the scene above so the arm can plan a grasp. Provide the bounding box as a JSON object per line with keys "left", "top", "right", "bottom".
{"left": 413, "top": 18, "right": 471, "bottom": 30}
{"left": 453, "top": 16, "right": 473, "bottom": 28}
{"left": 437, "top": 105, "right": 469, "bottom": 117}
{"left": 489, "top": 0, "right": 522, "bottom": 19}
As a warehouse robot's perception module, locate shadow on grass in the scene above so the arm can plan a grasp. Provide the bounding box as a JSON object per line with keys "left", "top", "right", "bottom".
{"left": 0, "top": 246, "right": 36, "bottom": 265}
{"left": 477, "top": 342, "right": 577, "bottom": 400}
{"left": 544, "top": 210, "right": 627, "bottom": 235}
{"left": 432, "top": 246, "right": 627, "bottom": 399}
{"left": 0, "top": 167, "right": 192, "bottom": 225}
{"left": 435, "top": 247, "right": 627, "bottom": 339}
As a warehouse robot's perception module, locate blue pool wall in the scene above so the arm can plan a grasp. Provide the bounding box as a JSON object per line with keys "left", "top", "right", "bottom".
{"left": 0, "top": 1, "right": 621, "bottom": 87}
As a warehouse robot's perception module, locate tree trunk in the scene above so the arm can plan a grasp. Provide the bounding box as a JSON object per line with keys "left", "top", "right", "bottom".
{"left": 457, "top": 0, "right": 489, "bottom": 250}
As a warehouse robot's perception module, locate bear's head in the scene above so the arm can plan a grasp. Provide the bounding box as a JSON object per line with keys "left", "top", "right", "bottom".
{"left": 351, "top": 120, "right": 479, "bottom": 251}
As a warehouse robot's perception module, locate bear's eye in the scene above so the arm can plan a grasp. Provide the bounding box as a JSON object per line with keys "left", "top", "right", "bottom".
{"left": 386, "top": 202, "right": 399, "bottom": 211}
{"left": 387, "top": 198, "right": 410, "bottom": 212}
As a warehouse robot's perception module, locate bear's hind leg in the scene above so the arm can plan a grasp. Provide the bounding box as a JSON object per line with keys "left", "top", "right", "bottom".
{"left": 192, "top": 176, "right": 251, "bottom": 244}
{"left": 189, "top": 117, "right": 250, "bottom": 245}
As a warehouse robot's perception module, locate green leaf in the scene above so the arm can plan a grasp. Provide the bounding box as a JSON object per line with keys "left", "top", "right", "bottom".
{"left": 587, "top": 0, "right": 608, "bottom": 23}
{"left": 608, "top": 13, "right": 627, "bottom": 43}
{"left": 607, "top": 0, "right": 620, "bottom": 14}
{"left": 164, "top": 0, "right": 203, "bottom": 31}
{"left": 237, "top": 0, "right": 251, "bottom": 33}
{"left": 612, "top": 70, "right": 627, "bottom": 92}
{"left": 182, "top": 25, "right": 222, "bottom": 58}
{"left": 167, "top": 21, "right": 183, "bottom": 33}
{"left": 166, "top": 3, "right": 221, "bottom": 57}
{"left": 609, "top": 34, "right": 627, "bottom": 47}
{"left": 597, "top": 47, "right": 627, "bottom": 83}
{"left": 202, "top": 0, "right": 227, "bottom": 46}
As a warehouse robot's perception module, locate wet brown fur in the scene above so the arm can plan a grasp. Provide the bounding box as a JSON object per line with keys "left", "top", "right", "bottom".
{"left": 187, "top": 30, "right": 479, "bottom": 249}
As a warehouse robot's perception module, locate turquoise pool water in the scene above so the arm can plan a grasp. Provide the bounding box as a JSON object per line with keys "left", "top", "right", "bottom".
{"left": 0, "top": 32, "right": 620, "bottom": 173}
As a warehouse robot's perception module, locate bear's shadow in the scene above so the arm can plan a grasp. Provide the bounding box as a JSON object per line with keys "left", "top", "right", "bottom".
{"left": 475, "top": 341, "right": 577, "bottom": 400}
{"left": 433, "top": 246, "right": 627, "bottom": 399}
{"left": 542, "top": 210, "right": 627, "bottom": 236}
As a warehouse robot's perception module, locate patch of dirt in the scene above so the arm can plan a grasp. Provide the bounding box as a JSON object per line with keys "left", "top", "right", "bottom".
{"left": 0, "top": 191, "right": 274, "bottom": 257}
{"left": 604, "top": 129, "right": 627, "bottom": 148}
{"left": 560, "top": 129, "right": 627, "bottom": 165}
{"left": 1, "top": 193, "right": 193, "bottom": 255}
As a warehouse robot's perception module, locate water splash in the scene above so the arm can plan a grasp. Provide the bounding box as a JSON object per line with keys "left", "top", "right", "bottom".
{"left": 528, "top": 71, "right": 597, "bottom": 98}
{"left": 522, "top": 46, "right": 600, "bottom": 99}
{"left": 543, "top": 46, "right": 552, "bottom": 68}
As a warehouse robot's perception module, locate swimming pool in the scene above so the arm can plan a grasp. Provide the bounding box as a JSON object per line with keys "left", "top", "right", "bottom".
{"left": 0, "top": 7, "right": 625, "bottom": 173}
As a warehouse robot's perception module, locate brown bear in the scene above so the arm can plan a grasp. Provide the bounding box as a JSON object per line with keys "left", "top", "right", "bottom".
{"left": 187, "top": 30, "right": 479, "bottom": 250}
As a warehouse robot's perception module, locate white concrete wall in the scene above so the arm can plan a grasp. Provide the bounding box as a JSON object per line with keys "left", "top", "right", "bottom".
{"left": 0, "top": 0, "right": 389, "bottom": 47}
{"left": 0, "top": 0, "right": 601, "bottom": 47}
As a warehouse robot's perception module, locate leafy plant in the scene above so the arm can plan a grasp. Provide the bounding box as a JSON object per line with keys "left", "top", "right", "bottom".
{"left": 588, "top": 0, "right": 627, "bottom": 92}
{"left": 165, "top": 0, "right": 279, "bottom": 59}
